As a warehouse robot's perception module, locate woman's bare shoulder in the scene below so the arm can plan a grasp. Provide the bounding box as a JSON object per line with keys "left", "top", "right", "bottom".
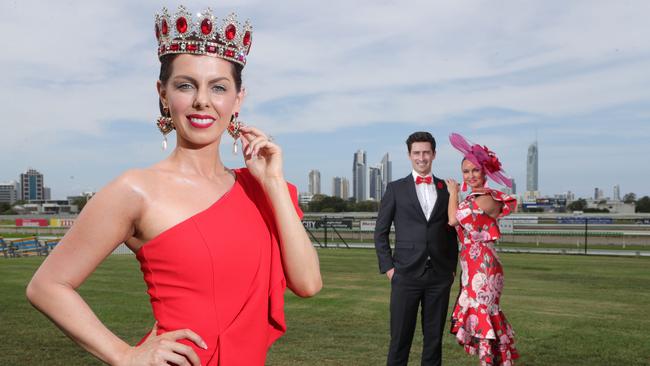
{"left": 91, "top": 168, "right": 171, "bottom": 212}
{"left": 110, "top": 166, "right": 171, "bottom": 193}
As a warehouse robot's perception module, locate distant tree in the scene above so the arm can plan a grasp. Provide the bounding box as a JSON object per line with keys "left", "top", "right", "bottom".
{"left": 598, "top": 199, "right": 607, "bottom": 205}
{"left": 0, "top": 202, "right": 10, "bottom": 213}
{"left": 316, "top": 196, "right": 348, "bottom": 212}
{"left": 71, "top": 197, "right": 89, "bottom": 212}
{"left": 623, "top": 193, "right": 637, "bottom": 204}
{"left": 352, "top": 200, "right": 379, "bottom": 212}
{"left": 584, "top": 208, "right": 610, "bottom": 213}
{"left": 305, "top": 194, "right": 328, "bottom": 212}
{"left": 567, "top": 199, "right": 587, "bottom": 212}
{"left": 636, "top": 196, "right": 650, "bottom": 213}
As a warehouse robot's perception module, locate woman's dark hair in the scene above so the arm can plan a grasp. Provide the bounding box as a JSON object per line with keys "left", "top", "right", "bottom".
{"left": 158, "top": 54, "right": 243, "bottom": 114}
{"left": 406, "top": 131, "right": 436, "bottom": 153}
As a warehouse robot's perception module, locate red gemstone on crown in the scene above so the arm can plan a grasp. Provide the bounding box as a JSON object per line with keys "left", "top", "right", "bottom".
{"left": 243, "top": 31, "right": 251, "bottom": 46}
{"left": 162, "top": 19, "right": 169, "bottom": 35}
{"left": 201, "top": 19, "right": 212, "bottom": 35}
{"left": 187, "top": 44, "right": 198, "bottom": 51}
{"left": 225, "top": 49, "right": 235, "bottom": 57}
{"left": 170, "top": 43, "right": 180, "bottom": 51}
{"left": 206, "top": 45, "right": 217, "bottom": 53}
{"left": 225, "top": 24, "right": 236, "bottom": 40}
{"left": 176, "top": 17, "right": 188, "bottom": 33}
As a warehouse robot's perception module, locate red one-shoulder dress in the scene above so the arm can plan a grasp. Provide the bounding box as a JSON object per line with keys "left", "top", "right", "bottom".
{"left": 135, "top": 168, "right": 302, "bottom": 365}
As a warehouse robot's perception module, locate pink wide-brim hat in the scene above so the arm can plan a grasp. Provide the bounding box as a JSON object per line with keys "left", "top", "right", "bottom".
{"left": 449, "top": 132, "right": 513, "bottom": 188}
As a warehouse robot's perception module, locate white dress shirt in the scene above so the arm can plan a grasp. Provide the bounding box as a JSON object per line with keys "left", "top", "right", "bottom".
{"left": 412, "top": 170, "right": 437, "bottom": 220}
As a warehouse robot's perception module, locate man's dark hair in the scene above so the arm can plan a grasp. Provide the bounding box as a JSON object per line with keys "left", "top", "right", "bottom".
{"left": 406, "top": 132, "right": 436, "bottom": 153}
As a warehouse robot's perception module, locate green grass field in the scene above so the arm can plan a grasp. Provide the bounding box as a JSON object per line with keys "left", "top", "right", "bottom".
{"left": 1, "top": 250, "right": 649, "bottom": 365}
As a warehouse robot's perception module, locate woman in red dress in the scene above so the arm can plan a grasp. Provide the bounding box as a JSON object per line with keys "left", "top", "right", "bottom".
{"left": 445, "top": 133, "right": 519, "bottom": 366}
{"left": 26, "top": 6, "right": 322, "bottom": 365}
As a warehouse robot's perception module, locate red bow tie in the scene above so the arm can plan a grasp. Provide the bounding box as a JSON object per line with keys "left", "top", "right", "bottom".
{"left": 416, "top": 176, "right": 433, "bottom": 185}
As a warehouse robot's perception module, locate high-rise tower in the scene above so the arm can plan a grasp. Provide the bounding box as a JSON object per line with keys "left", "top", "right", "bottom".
{"left": 352, "top": 150, "right": 367, "bottom": 202}
{"left": 526, "top": 142, "right": 538, "bottom": 192}
{"left": 20, "top": 169, "right": 44, "bottom": 201}
{"left": 380, "top": 153, "right": 392, "bottom": 198}
{"left": 308, "top": 169, "right": 321, "bottom": 195}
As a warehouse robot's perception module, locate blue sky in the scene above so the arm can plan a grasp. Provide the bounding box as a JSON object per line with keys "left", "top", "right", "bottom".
{"left": 1, "top": 0, "right": 649, "bottom": 199}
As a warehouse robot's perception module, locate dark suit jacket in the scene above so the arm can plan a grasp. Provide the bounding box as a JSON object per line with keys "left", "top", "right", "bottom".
{"left": 374, "top": 174, "right": 458, "bottom": 278}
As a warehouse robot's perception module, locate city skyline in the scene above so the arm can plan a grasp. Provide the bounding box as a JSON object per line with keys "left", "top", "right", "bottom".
{"left": 0, "top": 150, "right": 643, "bottom": 203}
{"left": 2, "top": 2, "right": 649, "bottom": 200}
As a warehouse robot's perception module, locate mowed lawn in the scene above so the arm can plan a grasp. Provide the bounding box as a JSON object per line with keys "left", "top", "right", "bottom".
{"left": 1, "top": 250, "right": 649, "bottom": 365}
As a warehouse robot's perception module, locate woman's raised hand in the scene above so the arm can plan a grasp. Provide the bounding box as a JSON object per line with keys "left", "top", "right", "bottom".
{"left": 117, "top": 322, "right": 206, "bottom": 366}
{"left": 445, "top": 179, "right": 460, "bottom": 195}
{"left": 239, "top": 125, "right": 283, "bottom": 184}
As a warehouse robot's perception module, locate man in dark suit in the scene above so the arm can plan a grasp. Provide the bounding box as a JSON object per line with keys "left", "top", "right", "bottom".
{"left": 375, "top": 131, "right": 458, "bottom": 366}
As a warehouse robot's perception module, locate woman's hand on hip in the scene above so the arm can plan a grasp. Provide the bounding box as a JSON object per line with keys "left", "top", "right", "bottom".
{"left": 240, "top": 125, "right": 284, "bottom": 184}
{"left": 117, "top": 322, "right": 206, "bottom": 366}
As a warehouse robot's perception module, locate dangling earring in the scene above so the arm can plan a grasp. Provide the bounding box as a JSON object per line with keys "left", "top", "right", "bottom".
{"left": 156, "top": 106, "right": 174, "bottom": 150}
{"left": 227, "top": 112, "right": 242, "bottom": 154}
{"left": 461, "top": 181, "right": 468, "bottom": 192}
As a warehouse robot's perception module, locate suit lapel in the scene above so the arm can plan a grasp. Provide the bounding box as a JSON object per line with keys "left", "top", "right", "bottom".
{"left": 404, "top": 174, "right": 427, "bottom": 222}
{"left": 428, "top": 175, "right": 447, "bottom": 222}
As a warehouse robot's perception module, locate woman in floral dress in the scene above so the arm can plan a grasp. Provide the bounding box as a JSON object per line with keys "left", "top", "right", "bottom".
{"left": 445, "top": 133, "right": 519, "bottom": 366}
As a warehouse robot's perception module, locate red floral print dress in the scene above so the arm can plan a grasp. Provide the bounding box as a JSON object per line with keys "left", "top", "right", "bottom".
{"left": 450, "top": 189, "right": 519, "bottom": 366}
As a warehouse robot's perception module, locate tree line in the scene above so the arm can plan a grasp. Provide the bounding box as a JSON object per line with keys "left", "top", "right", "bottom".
{"left": 302, "top": 194, "right": 379, "bottom": 213}
{"left": 567, "top": 193, "right": 650, "bottom": 213}
{"left": 303, "top": 192, "right": 650, "bottom": 214}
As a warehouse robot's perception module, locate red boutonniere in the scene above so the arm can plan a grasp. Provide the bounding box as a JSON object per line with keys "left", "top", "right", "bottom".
{"left": 437, "top": 181, "right": 444, "bottom": 189}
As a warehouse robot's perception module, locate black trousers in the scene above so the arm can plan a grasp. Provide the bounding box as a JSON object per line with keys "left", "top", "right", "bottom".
{"left": 387, "top": 267, "right": 453, "bottom": 366}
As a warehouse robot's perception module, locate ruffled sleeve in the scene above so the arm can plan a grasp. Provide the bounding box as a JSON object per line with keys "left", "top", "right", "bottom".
{"left": 233, "top": 168, "right": 303, "bottom": 347}
{"left": 488, "top": 189, "right": 517, "bottom": 218}
{"left": 455, "top": 190, "right": 516, "bottom": 243}
{"left": 267, "top": 181, "right": 303, "bottom": 346}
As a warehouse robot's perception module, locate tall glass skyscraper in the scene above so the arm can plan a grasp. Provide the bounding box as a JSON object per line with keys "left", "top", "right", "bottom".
{"left": 369, "top": 166, "right": 382, "bottom": 201}
{"left": 380, "top": 153, "right": 392, "bottom": 198}
{"left": 352, "top": 150, "right": 367, "bottom": 202}
{"left": 308, "top": 169, "right": 321, "bottom": 195}
{"left": 526, "top": 142, "right": 538, "bottom": 192}
{"left": 332, "top": 177, "right": 349, "bottom": 200}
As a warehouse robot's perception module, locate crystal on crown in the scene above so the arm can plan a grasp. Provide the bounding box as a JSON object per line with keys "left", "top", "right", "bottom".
{"left": 155, "top": 6, "right": 253, "bottom": 66}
